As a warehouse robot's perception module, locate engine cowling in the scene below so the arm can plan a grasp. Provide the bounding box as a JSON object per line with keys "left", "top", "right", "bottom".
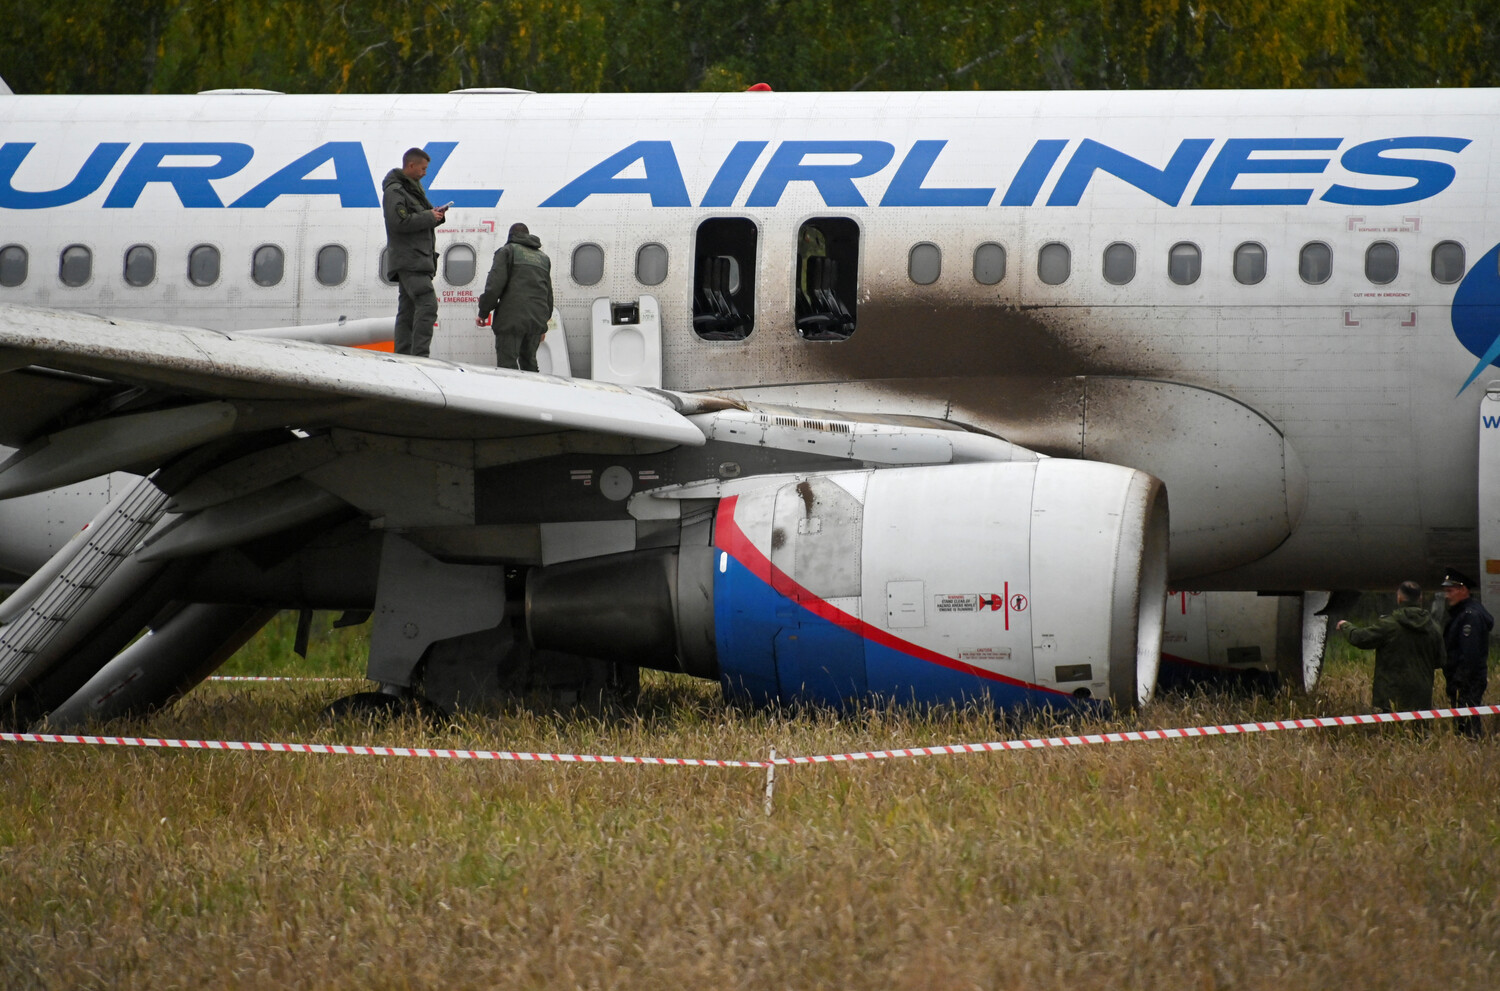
{"left": 527, "top": 460, "right": 1169, "bottom": 713}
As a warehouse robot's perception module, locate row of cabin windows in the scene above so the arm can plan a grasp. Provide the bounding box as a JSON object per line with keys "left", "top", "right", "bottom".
{"left": 0, "top": 243, "right": 488, "bottom": 290}
{"left": 1, "top": 236, "right": 1475, "bottom": 299}
{"left": 905, "top": 239, "right": 1469, "bottom": 288}
{"left": 0, "top": 243, "right": 355, "bottom": 288}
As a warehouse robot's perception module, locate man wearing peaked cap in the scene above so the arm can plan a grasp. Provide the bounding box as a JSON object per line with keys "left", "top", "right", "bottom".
{"left": 1441, "top": 568, "right": 1492, "bottom": 737}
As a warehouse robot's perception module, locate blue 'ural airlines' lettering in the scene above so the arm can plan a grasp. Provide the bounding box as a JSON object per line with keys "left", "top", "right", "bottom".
{"left": 230, "top": 141, "right": 378, "bottom": 208}
{"left": 1047, "top": 138, "right": 1213, "bottom": 207}
{"left": 746, "top": 141, "right": 894, "bottom": 207}
{"left": 103, "top": 143, "right": 254, "bottom": 208}
{"left": 879, "top": 141, "right": 994, "bottom": 207}
{"left": 1000, "top": 140, "right": 1068, "bottom": 207}
{"left": 539, "top": 140, "right": 691, "bottom": 207}
{"left": 421, "top": 142, "right": 504, "bottom": 208}
{"left": 0, "top": 135, "right": 1473, "bottom": 210}
{"left": 0, "top": 140, "right": 498, "bottom": 209}
{"left": 1193, "top": 138, "right": 1343, "bottom": 206}
{"left": 700, "top": 141, "right": 768, "bottom": 207}
{"left": 0, "top": 142, "right": 128, "bottom": 209}
{"left": 1321, "top": 136, "right": 1472, "bottom": 206}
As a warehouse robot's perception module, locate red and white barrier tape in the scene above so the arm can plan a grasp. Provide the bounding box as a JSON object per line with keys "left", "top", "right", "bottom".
{"left": 207, "top": 676, "right": 355, "bottom": 682}
{"left": 3, "top": 705, "right": 1496, "bottom": 767}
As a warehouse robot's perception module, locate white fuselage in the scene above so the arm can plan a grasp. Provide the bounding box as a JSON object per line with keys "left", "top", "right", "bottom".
{"left": 2, "top": 88, "right": 1497, "bottom": 588}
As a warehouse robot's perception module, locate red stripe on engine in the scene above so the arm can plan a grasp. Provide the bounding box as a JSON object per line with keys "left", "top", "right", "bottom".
{"left": 713, "top": 496, "right": 1066, "bottom": 695}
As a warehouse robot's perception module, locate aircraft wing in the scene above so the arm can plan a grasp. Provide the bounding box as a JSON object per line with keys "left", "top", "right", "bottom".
{"left": 0, "top": 304, "right": 712, "bottom": 455}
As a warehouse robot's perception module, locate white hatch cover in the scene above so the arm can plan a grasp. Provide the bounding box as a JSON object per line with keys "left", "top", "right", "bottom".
{"left": 1478, "top": 383, "right": 1500, "bottom": 602}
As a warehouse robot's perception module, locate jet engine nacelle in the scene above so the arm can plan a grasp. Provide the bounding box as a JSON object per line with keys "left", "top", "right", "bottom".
{"left": 528, "top": 460, "right": 1169, "bottom": 712}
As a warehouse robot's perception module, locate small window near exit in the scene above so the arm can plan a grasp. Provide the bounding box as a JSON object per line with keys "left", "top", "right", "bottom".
{"left": 908, "top": 242, "right": 941, "bottom": 285}
{"left": 972, "top": 242, "right": 1005, "bottom": 285}
{"left": 1365, "top": 241, "right": 1398, "bottom": 285}
{"left": 0, "top": 245, "right": 27, "bottom": 287}
{"left": 444, "top": 244, "right": 476, "bottom": 285}
{"left": 60, "top": 245, "right": 92, "bottom": 287}
{"left": 315, "top": 244, "right": 347, "bottom": 286}
{"left": 1168, "top": 242, "right": 1201, "bottom": 286}
{"left": 378, "top": 248, "right": 398, "bottom": 285}
{"left": 124, "top": 245, "right": 156, "bottom": 287}
{"left": 572, "top": 243, "right": 604, "bottom": 286}
{"left": 1037, "top": 242, "right": 1070, "bottom": 285}
{"left": 1234, "top": 242, "right": 1267, "bottom": 285}
{"left": 253, "top": 245, "right": 285, "bottom": 287}
{"left": 1102, "top": 242, "right": 1135, "bottom": 285}
{"left": 1299, "top": 242, "right": 1332, "bottom": 285}
{"left": 188, "top": 244, "right": 220, "bottom": 287}
{"left": 636, "top": 243, "right": 668, "bottom": 286}
{"left": 1431, "top": 241, "right": 1465, "bottom": 284}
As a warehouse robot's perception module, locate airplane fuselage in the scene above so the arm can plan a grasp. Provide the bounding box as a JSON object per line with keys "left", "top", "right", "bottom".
{"left": 3, "top": 88, "right": 1498, "bottom": 589}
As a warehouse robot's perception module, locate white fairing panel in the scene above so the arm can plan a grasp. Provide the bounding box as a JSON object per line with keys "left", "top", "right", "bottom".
{"left": 1481, "top": 384, "right": 1500, "bottom": 604}
{"left": 536, "top": 309, "right": 572, "bottom": 377}
{"left": 590, "top": 295, "right": 662, "bottom": 388}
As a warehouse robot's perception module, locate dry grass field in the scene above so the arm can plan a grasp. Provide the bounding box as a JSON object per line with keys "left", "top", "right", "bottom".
{"left": 3, "top": 613, "right": 1498, "bottom": 990}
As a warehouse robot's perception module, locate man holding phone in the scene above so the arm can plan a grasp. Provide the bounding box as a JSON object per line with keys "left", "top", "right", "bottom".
{"left": 381, "top": 147, "right": 448, "bottom": 357}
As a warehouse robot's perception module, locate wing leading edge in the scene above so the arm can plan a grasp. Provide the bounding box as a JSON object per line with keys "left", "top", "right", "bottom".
{"left": 0, "top": 305, "right": 710, "bottom": 453}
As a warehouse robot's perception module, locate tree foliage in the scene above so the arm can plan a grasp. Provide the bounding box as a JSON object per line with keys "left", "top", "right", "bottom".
{"left": 1, "top": 0, "right": 1496, "bottom": 94}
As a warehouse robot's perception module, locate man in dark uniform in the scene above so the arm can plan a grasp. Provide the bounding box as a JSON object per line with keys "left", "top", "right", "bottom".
{"left": 1336, "top": 580, "right": 1444, "bottom": 713}
{"left": 477, "top": 223, "right": 553, "bottom": 371}
{"left": 1441, "top": 567, "right": 1492, "bottom": 736}
{"left": 381, "top": 148, "right": 448, "bottom": 357}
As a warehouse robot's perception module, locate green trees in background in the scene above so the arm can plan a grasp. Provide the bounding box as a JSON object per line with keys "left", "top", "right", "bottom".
{"left": 2, "top": 0, "right": 1496, "bottom": 94}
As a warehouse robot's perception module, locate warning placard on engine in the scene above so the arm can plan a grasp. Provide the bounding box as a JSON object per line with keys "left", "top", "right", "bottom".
{"left": 958, "top": 647, "right": 1013, "bottom": 663}
{"left": 935, "top": 593, "right": 1009, "bottom": 613}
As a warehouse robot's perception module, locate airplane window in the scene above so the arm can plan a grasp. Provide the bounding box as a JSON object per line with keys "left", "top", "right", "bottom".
{"left": 0, "top": 245, "right": 28, "bottom": 287}
{"left": 444, "top": 244, "right": 476, "bottom": 286}
{"left": 1234, "top": 243, "right": 1267, "bottom": 285}
{"left": 315, "top": 245, "right": 347, "bottom": 287}
{"left": 973, "top": 243, "right": 1005, "bottom": 285}
{"left": 252, "top": 245, "right": 284, "bottom": 287}
{"left": 377, "top": 248, "right": 398, "bottom": 285}
{"left": 123, "top": 245, "right": 155, "bottom": 287}
{"left": 188, "top": 244, "right": 220, "bottom": 287}
{"left": 1431, "top": 241, "right": 1465, "bottom": 285}
{"left": 1103, "top": 242, "right": 1135, "bottom": 285}
{"left": 572, "top": 243, "right": 604, "bottom": 286}
{"left": 1168, "top": 242, "right": 1201, "bottom": 286}
{"left": 59, "top": 245, "right": 92, "bottom": 287}
{"left": 908, "top": 243, "right": 941, "bottom": 285}
{"left": 1037, "top": 243, "right": 1070, "bottom": 285}
{"left": 1364, "top": 241, "right": 1398, "bottom": 286}
{"left": 1299, "top": 242, "right": 1331, "bottom": 285}
{"left": 636, "top": 243, "right": 668, "bottom": 286}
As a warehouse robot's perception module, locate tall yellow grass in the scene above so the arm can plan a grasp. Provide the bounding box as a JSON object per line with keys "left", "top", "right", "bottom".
{"left": 3, "top": 617, "right": 1496, "bottom": 990}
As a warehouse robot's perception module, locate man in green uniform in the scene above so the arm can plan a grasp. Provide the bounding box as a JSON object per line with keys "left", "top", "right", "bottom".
{"left": 1336, "top": 581, "right": 1444, "bottom": 712}
{"left": 477, "top": 223, "right": 553, "bottom": 371}
{"left": 381, "top": 148, "right": 448, "bottom": 357}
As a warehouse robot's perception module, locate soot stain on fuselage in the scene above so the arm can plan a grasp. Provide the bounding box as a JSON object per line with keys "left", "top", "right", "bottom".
{"left": 786, "top": 300, "right": 1148, "bottom": 383}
